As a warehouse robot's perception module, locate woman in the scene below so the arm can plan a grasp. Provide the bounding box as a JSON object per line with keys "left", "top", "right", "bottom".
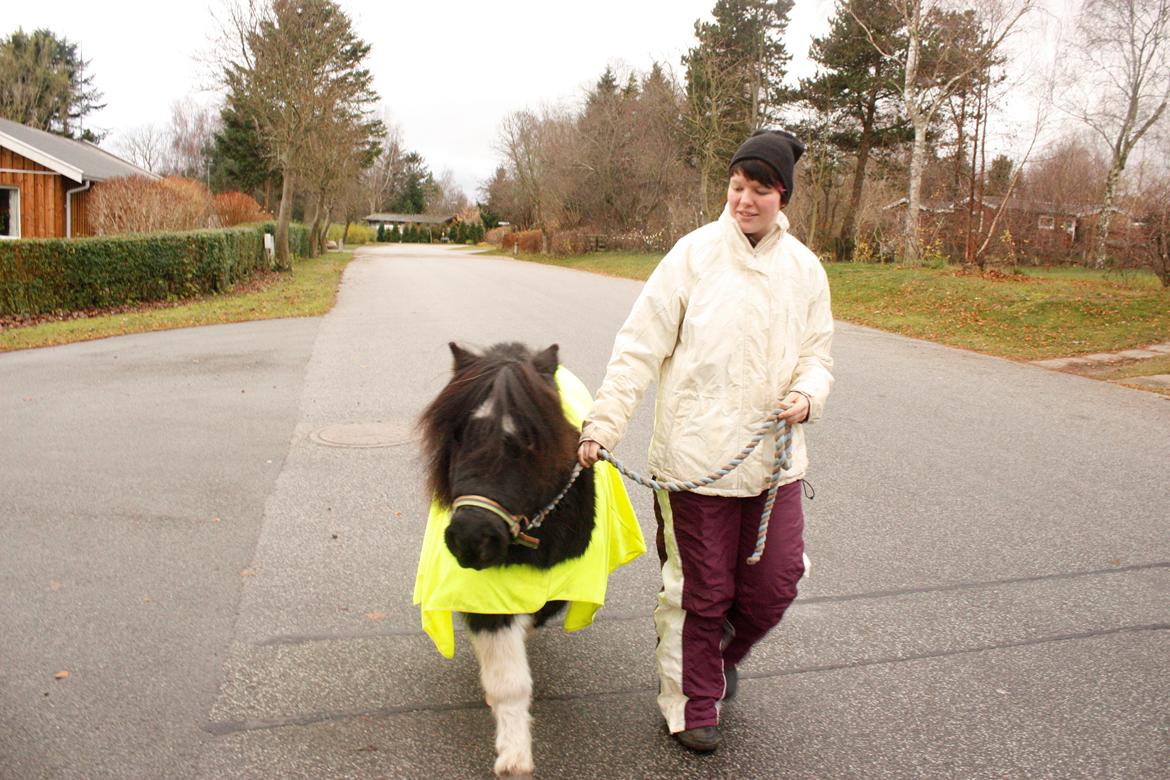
{"left": 577, "top": 129, "right": 834, "bottom": 752}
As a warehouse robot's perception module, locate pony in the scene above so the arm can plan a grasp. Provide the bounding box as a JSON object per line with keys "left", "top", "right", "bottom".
{"left": 418, "top": 342, "right": 602, "bottom": 778}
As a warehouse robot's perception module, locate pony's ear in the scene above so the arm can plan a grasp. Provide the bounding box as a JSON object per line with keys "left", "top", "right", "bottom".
{"left": 532, "top": 344, "right": 559, "bottom": 376}
{"left": 449, "top": 342, "right": 478, "bottom": 372}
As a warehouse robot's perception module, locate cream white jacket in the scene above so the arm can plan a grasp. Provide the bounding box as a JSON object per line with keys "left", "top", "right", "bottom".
{"left": 581, "top": 206, "right": 834, "bottom": 497}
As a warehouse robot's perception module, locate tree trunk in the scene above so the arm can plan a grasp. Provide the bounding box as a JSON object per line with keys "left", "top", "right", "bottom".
{"left": 838, "top": 126, "right": 874, "bottom": 262}
{"left": 307, "top": 195, "right": 323, "bottom": 258}
{"left": 1092, "top": 161, "right": 1124, "bottom": 268}
{"left": 964, "top": 94, "right": 981, "bottom": 268}
{"left": 904, "top": 115, "right": 928, "bottom": 265}
{"left": 902, "top": 4, "right": 925, "bottom": 266}
{"left": 275, "top": 173, "right": 294, "bottom": 271}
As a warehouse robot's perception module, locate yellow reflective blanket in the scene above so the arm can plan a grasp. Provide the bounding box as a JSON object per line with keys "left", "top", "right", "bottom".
{"left": 412, "top": 366, "right": 646, "bottom": 658}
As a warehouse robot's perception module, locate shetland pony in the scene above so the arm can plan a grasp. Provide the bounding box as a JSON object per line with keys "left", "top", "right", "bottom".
{"left": 419, "top": 342, "right": 598, "bottom": 777}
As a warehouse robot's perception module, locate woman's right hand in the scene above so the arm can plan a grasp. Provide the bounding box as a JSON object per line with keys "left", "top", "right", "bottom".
{"left": 577, "top": 440, "right": 602, "bottom": 468}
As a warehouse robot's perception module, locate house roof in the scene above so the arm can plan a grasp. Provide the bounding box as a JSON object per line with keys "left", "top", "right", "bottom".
{"left": 0, "top": 117, "right": 158, "bottom": 182}
{"left": 365, "top": 212, "right": 455, "bottom": 225}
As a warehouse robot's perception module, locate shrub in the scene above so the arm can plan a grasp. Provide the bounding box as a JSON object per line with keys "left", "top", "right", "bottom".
{"left": 516, "top": 229, "right": 544, "bottom": 253}
{"left": 214, "top": 191, "right": 269, "bottom": 226}
{"left": 88, "top": 176, "right": 216, "bottom": 235}
{"left": 549, "top": 227, "right": 592, "bottom": 256}
{"left": 0, "top": 226, "right": 269, "bottom": 316}
{"left": 329, "top": 223, "right": 374, "bottom": 245}
{"left": 257, "top": 221, "right": 310, "bottom": 258}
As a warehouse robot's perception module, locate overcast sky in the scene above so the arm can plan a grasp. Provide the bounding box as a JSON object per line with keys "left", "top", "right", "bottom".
{"left": 7, "top": 1, "right": 1098, "bottom": 197}
{"left": 7, "top": 0, "right": 840, "bottom": 197}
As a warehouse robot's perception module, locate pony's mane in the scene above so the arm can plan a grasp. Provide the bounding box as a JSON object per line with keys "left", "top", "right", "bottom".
{"left": 419, "top": 344, "right": 576, "bottom": 507}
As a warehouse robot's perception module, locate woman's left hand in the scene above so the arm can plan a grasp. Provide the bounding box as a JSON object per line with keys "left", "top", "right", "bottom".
{"left": 777, "top": 392, "right": 809, "bottom": 424}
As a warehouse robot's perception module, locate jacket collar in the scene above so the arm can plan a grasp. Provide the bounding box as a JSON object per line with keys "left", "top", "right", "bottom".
{"left": 719, "top": 205, "right": 789, "bottom": 270}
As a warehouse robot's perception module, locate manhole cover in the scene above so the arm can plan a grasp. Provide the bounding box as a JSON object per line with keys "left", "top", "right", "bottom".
{"left": 310, "top": 422, "right": 414, "bottom": 449}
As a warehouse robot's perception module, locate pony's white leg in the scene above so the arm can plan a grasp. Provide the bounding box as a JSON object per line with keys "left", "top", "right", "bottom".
{"left": 471, "top": 614, "right": 534, "bottom": 777}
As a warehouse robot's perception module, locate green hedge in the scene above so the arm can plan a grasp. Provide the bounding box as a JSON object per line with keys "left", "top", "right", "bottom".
{"left": 258, "top": 221, "right": 311, "bottom": 258}
{"left": 1, "top": 226, "right": 266, "bottom": 317}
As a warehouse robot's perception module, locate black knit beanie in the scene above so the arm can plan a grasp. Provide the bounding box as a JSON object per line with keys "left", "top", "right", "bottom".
{"left": 729, "top": 129, "right": 805, "bottom": 205}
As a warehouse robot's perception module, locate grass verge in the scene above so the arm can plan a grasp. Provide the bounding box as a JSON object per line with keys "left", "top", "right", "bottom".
{"left": 488, "top": 249, "right": 1169, "bottom": 362}
{"left": 1, "top": 251, "right": 352, "bottom": 352}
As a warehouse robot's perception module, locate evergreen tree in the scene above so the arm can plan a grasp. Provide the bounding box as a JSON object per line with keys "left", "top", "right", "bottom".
{"left": 376, "top": 223, "right": 386, "bottom": 242}
{"left": 210, "top": 94, "right": 280, "bottom": 205}
{"left": 387, "top": 152, "right": 431, "bottom": 213}
{"left": 0, "top": 28, "right": 105, "bottom": 140}
{"left": 389, "top": 224, "right": 400, "bottom": 242}
{"left": 986, "top": 154, "right": 1012, "bottom": 196}
{"left": 683, "top": 0, "right": 795, "bottom": 220}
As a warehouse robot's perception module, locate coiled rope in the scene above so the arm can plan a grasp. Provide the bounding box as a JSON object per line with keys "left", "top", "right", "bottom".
{"left": 597, "top": 408, "right": 793, "bottom": 565}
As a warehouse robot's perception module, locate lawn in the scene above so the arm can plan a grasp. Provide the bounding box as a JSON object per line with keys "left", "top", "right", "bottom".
{"left": 0, "top": 250, "right": 353, "bottom": 352}
{"left": 5, "top": 246, "right": 1166, "bottom": 367}
{"left": 492, "top": 249, "right": 1169, "bottom": 362}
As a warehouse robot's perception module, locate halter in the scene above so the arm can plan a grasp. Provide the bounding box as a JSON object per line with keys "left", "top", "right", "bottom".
{"left": 450, "top": 463, "right": 584, "bottom": 550}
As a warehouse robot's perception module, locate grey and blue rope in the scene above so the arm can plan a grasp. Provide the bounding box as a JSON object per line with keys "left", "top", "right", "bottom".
{"left": 597, "top": 409, "right": 793, "bottom": 565}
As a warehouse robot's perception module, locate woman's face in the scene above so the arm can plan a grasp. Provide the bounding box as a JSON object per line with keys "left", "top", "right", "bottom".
{"left": 727, "top": 172, "right": 782, "bottom": 242}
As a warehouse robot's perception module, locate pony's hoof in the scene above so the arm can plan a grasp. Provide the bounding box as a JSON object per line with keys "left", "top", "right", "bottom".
{"left": 494, "top": 752, "right": 534, "bottom": 777}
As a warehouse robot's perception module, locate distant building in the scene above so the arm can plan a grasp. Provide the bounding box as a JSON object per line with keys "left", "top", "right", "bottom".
{"left": 0, "top": 117, "right": 157, "bottom": 239}
{"left": 885, "top": 196, "right": 1143, "bottom": 263}
{"left": 364, "top": 212, "right": 456, "bottom": 231}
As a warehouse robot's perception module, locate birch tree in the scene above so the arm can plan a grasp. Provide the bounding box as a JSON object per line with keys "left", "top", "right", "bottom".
{"left": 1067, "top": 0, "right": 1170, "bottom": 266}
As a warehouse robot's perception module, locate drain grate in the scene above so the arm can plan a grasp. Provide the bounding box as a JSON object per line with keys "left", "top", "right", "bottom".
{"left": 310, "top": 422, "right": 414, "bottom": 449}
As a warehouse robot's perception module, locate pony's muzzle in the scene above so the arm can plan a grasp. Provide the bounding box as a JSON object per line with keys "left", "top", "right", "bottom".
{"left": 445, "top": 508, "right": 511, "bottom": 570}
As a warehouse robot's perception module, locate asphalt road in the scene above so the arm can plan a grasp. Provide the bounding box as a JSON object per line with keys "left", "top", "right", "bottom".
{"left": 2, "top": 244, "right": 1167, "bottom": 779}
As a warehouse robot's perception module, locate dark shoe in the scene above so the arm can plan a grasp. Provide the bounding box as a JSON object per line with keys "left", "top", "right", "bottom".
{"left": 673, "top": 725, "right": 721, "bottom": 753}
{"left": 720, "top": 618, "right": 736, "bottom": 651}
{"left": 723, "top": 664, "right": 738, "bottom": 701}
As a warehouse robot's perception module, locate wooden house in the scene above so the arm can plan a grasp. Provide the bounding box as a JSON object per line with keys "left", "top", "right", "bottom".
{"left": 0, "top": 116, "right": 157, "bottom": 240}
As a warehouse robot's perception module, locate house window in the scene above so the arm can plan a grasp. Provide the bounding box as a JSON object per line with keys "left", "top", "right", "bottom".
{"left": 1037, "top": 214, "right": 1055, "bottom": 230}
{"left": 0, "top": 187, "right": 19, "bottom": 239}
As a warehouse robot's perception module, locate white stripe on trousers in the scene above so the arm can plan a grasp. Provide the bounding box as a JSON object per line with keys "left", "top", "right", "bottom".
{"left": 653, "top": 489, "right": 715, "bottom": 733}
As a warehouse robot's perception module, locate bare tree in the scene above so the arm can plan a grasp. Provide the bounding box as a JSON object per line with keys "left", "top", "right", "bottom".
{"left": 215, "top": 0, "right": 378, "bottom": 269}
{"left": 168, "top": 98, "right": 220, "bottom": 180}
{"left": 426, "top": 169, "right": 469, "bottom": 216}
{"left": 116, "top": 124, "right": 169, "bottom": 173}
{"left": 850, "top": 0, "right": 1033, "bottom": 263}
{"left": 1065, "top": 0, "right": 1170, "bottom": 266}
{"left": 361, "top": 112, "right": 405, "bottom": 215}
{"left": 496, "top": 108, "right": 576, "bottom": 252}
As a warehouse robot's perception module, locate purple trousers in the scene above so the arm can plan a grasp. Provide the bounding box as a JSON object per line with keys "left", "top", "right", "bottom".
{"left": 652, "top": 481, "right": 805, "bottom": 732}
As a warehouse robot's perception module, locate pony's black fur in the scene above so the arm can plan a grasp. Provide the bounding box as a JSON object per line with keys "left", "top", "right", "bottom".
{"left": 419, "top": 342, "right": 596, "bottom": 632}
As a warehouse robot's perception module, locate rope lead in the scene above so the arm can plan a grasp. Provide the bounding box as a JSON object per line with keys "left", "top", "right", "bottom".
{"left": 598, "top": 409, "right": 794, "bottom": 565}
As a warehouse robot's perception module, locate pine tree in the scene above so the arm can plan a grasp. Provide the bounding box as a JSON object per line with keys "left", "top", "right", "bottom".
{"left": 0, "top": 28, "right": 105, "bottom": 140}
{"left": 683, "top": 0, "right": 795, "bottom": 220}
{"left": 801, "top": 0, "right": 908, "bottom": 260}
